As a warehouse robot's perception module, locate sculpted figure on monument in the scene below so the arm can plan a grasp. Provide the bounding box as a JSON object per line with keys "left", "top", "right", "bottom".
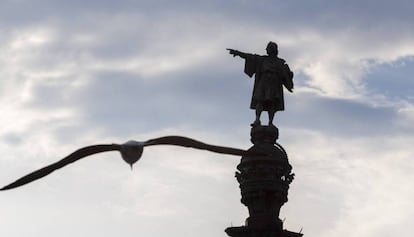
{"left": 227, "top": 42, "right": 294, "bottom": 127}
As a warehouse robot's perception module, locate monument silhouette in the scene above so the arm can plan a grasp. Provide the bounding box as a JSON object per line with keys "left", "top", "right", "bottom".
{"left": 1, "top": 42, "right": 302, "bottom": 237}
{"left": 226, "top": 42, "right": 302, "bottom": 237}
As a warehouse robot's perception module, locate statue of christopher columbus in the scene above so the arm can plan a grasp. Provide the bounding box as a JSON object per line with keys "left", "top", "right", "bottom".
{"left": 227, "top": 42, "right": 294, "bottom": 127}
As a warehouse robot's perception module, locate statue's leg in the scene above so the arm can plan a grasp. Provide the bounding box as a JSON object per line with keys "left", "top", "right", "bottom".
{"left": 252, "top": 103, "right": 263, "bottom": 126}
{"left": 268, "top": 105, "right": 276, "bottom": 127}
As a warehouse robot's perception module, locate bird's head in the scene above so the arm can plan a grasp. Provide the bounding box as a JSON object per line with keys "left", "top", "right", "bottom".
{"left": 120, "top": 140, "right": 145, "bottom": 169}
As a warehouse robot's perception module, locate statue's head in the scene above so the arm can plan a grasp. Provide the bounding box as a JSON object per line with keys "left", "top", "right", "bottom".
{"left": 266, "top": 41, "right": 278, "bottom": 56}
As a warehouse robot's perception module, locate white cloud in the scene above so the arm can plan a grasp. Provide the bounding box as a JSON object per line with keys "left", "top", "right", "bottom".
{"left": 280, "top": 128, "right": 414, "bottom": 237}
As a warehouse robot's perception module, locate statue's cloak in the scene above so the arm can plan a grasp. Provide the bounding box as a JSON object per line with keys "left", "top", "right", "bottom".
{"left": 244, "top": 54, "right": 293, "bottom": 111}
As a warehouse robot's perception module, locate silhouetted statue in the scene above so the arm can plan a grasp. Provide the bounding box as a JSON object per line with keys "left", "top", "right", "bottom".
{"left": 227, "top": 42, "right": 294, "bottom": 127}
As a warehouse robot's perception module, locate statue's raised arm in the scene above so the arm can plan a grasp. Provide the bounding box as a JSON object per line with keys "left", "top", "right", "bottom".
{"left": 227, "top": 42, "right": 294, "bottom": 128}
{"left": 226, "top": 48, "right": 250, "bottom": 59}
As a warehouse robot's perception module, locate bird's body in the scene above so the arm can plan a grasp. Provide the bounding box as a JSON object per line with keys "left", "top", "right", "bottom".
{"left": 1, "top": 136, "right": 259, "bottom": 191}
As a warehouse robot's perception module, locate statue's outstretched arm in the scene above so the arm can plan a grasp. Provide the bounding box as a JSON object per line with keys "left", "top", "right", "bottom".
{"left": 226, "top": 48, "right": 249, "bottom": 59}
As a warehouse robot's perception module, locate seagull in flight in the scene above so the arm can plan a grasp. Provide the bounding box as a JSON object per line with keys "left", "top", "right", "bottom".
{"left": 1, "top": 135, "right": 259, "bottom": 191}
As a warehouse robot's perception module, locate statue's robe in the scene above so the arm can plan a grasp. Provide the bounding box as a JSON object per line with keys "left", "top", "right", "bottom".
{"left": 244, "top": 54, "right": 293, "bottom": 111}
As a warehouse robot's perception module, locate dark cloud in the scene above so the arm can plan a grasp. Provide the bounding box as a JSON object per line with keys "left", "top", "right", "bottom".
{"left": 24, "top": 64, "right": 252, "bottom": 140}
{"left": 24, "top": 58, "right": 406, "bottom": 143}
{"left": 279, "top": 91, "right": 399, "bottom": 137}
{"left": 2, "top": 0, "right": 414, "bottom": 32}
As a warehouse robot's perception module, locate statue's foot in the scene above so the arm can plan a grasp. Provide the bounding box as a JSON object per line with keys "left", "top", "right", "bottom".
{"left": 251, "top": 120, "right": 261, "bottom": 127}
{"left": 268, "top": 123, "right": 276, "bottom": 128}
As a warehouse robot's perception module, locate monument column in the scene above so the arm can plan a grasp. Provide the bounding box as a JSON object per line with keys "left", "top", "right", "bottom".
{"left": 225, "top": 125, "right": 302, "bottom": 237}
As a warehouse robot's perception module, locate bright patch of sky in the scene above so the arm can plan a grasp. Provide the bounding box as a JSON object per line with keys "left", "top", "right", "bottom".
{"left": 364, "top": 56, "right": 414, "bottom": 101}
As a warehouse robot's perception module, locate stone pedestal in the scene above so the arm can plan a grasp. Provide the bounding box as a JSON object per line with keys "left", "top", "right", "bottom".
{"left": 225, "top": 126, "right": 302, "bottom": 237}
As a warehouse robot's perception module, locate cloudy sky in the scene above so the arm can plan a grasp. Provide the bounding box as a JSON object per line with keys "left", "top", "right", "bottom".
{"left": 1, "top": 1, "right": 414, "bottom": 236}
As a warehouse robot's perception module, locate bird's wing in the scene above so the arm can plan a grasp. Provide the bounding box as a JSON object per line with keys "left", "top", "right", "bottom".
{"left": 0, "top": 144, "right": 121, "bottom": 191}
{"left": 144, "top": 136, "right": 251, "bottom": 156}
